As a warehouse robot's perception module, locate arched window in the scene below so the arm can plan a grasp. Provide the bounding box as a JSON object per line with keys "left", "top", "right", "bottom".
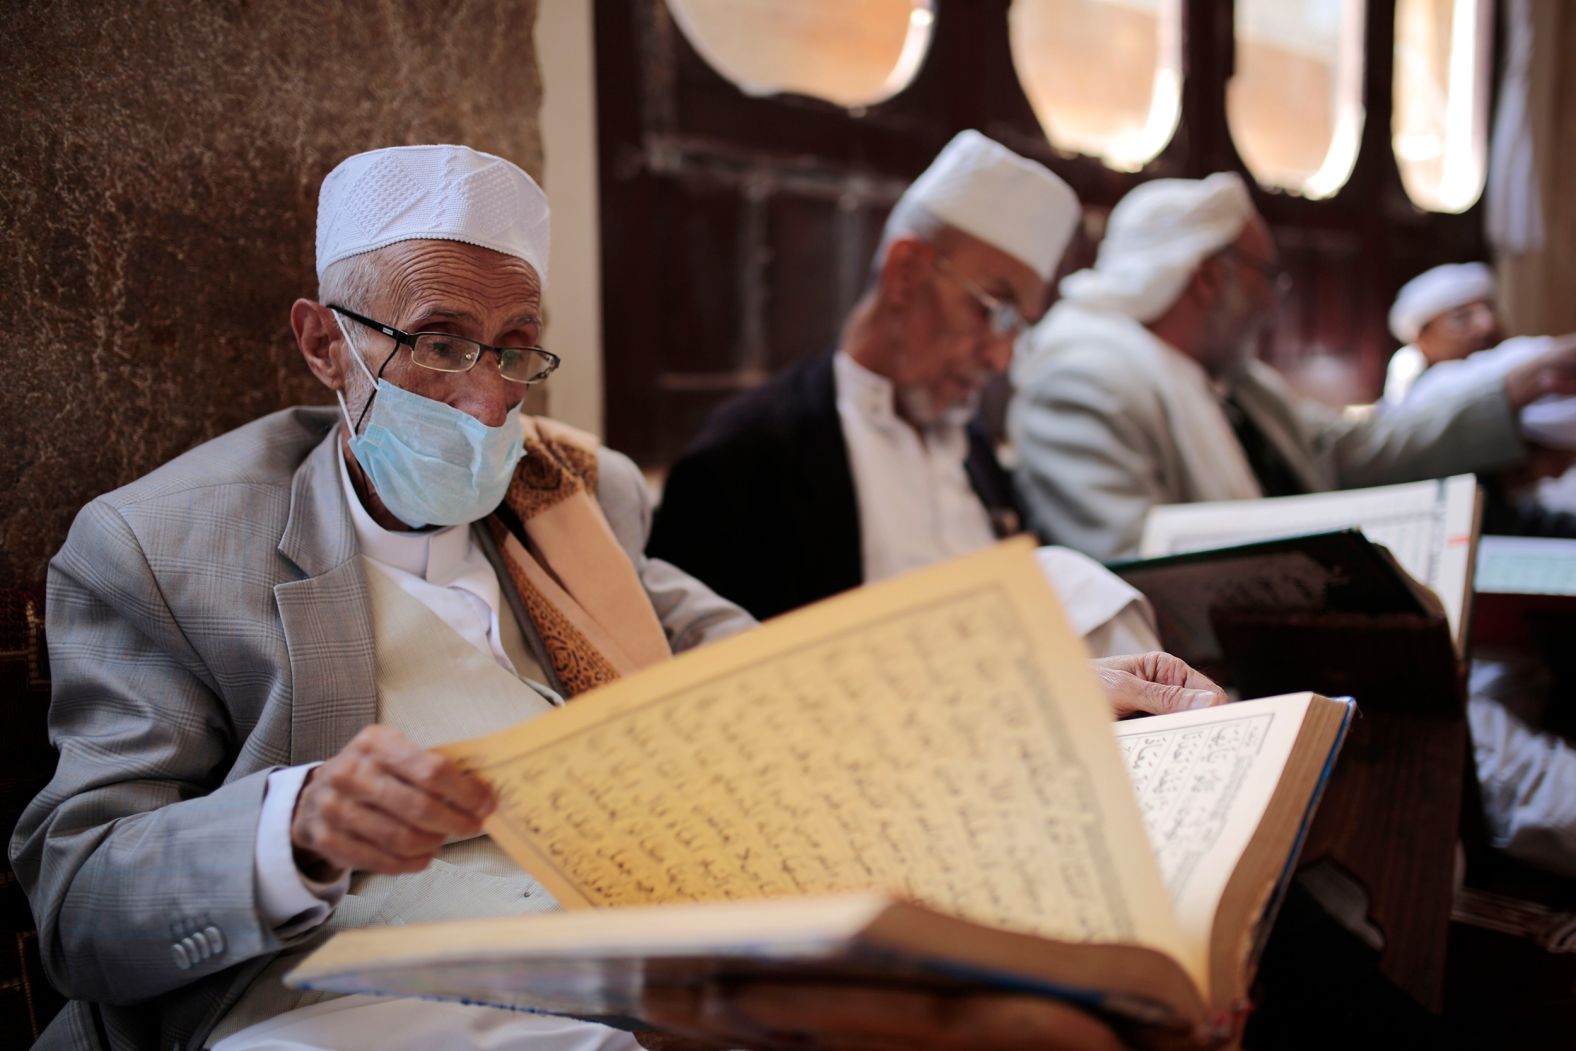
{"left": 1392, "top": 0, "right": 1491, "bottom": 213}
{"left": 663, "top": 0, "right": 934, "bottom": 111}
{"left": 1228, "top": 0, "right": 1367, "bottom": 199}
{"left": 1008, "top": 0, "right": 1182, "bottom": 172}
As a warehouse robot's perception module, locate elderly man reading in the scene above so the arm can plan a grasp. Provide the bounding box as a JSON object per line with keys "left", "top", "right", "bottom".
{"left": 11, "top": 145, "right": 1223, "bottom": 1051}
{"left": 650, "top": 131, "right": 1160, "bottom": 659}
{"left": 1009, "top": 172, "right": 1576, "bottom": 562}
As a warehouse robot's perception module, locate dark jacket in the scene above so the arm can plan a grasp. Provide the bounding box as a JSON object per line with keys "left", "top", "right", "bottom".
{"left": 648, "top": 354, "right": 1021, "bottom": 621}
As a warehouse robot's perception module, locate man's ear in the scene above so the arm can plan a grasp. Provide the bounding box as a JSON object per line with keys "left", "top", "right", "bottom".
{"left": 1185, "top": 254, "right": 1228, "bottom": 309}
{"left": 876, "top": 237, "right": 936, "bottom": 307}
{"left": 293, "top": 299, "right": 346, "bottom": 392}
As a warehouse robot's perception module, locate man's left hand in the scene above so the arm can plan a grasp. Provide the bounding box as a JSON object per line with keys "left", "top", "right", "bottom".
{"left": 1091, "top": 652, "right": 1228, "bottom": 718}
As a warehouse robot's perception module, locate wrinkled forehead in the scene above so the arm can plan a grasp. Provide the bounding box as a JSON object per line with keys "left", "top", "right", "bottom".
{"left": 942, "top": 228, "right": 1050, "bottom": 320}
{"left": 368, "top": 240, "right": 544, "bottom": 320}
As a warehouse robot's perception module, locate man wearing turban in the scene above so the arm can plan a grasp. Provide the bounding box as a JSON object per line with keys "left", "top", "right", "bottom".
{"left": 1009, "top": 172, "right": 1576, "bottom": 561}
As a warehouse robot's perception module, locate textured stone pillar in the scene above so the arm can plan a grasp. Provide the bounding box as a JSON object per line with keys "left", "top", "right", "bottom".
{"left": 0, "top": 0, "right": 543, "bottom": 586}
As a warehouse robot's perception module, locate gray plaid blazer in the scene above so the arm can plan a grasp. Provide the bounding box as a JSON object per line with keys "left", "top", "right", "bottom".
{"left": 9, "top": 406, "right": 754, "bottom": 1051}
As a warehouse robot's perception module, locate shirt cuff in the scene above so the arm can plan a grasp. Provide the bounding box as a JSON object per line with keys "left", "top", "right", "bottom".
{"left": 256, "top": 763, "right": 349, "bottom": 937}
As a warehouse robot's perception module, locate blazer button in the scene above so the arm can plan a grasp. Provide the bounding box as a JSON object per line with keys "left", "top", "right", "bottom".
{"left": 204, "top": 926, "right": 225, "bottom": 955}
{"left": 172, "top": 943, "right": 191, "bottom": 970}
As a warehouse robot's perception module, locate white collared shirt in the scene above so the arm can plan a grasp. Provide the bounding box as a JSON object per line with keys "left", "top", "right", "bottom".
{"left": 335, "top": 446, "right": 519, "bottom": 676}
{"left": 252, "top": 450, "right": 526, "bottom": 935}
{"left": 833, "top": 351, "right": 998, "bottom": 584}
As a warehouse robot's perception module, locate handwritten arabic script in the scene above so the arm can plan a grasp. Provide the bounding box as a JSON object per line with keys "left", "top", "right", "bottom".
{"left": 462, "top": 587, "right": 1138, "bottom": 943}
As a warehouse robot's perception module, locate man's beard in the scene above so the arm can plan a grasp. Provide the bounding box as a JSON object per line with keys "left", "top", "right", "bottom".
{"left": 896, "top": 381, "right": 984, "bottom": 428}
{"left": 1205, "top": 283, "right": 1270, "bottom": 376}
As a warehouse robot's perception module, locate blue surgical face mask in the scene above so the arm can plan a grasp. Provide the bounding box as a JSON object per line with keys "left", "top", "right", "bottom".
{"left": 334, "top": 314, "right": 525, "bottom": 529}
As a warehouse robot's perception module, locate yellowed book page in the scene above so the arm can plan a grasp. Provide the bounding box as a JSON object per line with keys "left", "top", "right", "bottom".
{"left": 1114, "top": 694, "right": 1314, "bottom": 986}
{"left": 439, "top": 539, "right": 1191, "bottom": 973}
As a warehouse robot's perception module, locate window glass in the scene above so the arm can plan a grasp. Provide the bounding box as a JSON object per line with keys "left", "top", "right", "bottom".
{"left": 1008, "top": 0, "right": 1181, "bottom": 172}
{"left": 1393, "top": 0, "right": 1490, "bottom": 213}
{"left": 1228, "top": 0, "right": 1367, "bottom": 199}
{"left": 664, "top": 0, "right": 934, "bottom": 111}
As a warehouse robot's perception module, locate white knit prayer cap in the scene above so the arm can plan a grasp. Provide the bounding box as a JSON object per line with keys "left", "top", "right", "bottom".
{"left": 315, "top": 144, "right": 550, "bottom": 287}
{"left": 900, "top": 130, "right": 1081, "bottom": 282}
{"left": 1059, "top": 172, "right": 1256, "bottom": 323}
{"left": 1387, "top": 262, "right": 1496, "bottom": 344}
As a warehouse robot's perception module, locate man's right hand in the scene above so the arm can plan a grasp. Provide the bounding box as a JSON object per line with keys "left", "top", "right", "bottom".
{"left": 290, "top": 724, "right": 495, "bottom": 877}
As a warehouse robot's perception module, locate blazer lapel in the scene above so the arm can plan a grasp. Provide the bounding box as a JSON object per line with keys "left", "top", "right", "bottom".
{"left": 274, "top": 430, "right": 379, "bottom": 765}
{"left": 473, "top": 522, "right": 566, "bottom": 701}
{"left": 1235, "top": 368, "right": 1336, "bottom": 493}
{"left": 794, "top": 355, "right": 863, "bottom": 596}
{"left": 963, "top": 423, "right": 1024, "bottom": 539}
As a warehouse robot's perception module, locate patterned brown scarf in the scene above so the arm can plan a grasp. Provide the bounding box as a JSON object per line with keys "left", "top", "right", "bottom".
{"left": 486, "top": 417, "right": 671, "bottom": 697}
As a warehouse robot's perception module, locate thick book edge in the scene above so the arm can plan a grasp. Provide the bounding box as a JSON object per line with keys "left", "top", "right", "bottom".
{"left": 287, "top": 893, "right": 1208, "bottom": 1030}
{"left": 1211, "top": 694, "right": 1356, "bottom": 1011}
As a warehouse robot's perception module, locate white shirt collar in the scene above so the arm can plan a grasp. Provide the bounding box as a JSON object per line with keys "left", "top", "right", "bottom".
{"left": 833, "top": 351, "right": 903, "bottom": 430}
{"left": 337, "top": 445, "right": 472, "bottom": 583}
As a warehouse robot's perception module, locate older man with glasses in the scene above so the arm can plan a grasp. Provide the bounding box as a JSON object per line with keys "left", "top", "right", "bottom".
{"left": 650, "top": 132, "right": 1122, "bottom": 626}
{"left": 1008, "top": 172, "right": 1576, "bottom": 561}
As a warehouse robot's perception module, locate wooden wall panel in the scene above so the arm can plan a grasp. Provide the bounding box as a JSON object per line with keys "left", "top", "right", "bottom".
{"left": 0, "top": 0, "right": 545, "bottom": 588}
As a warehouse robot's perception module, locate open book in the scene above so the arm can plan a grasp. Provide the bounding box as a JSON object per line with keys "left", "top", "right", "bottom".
{"left": 1138, "top": 475, "right": 1481, "bottom": 651}
{"left": 289, "top": 540, "right": 1352, "bottom": 1044}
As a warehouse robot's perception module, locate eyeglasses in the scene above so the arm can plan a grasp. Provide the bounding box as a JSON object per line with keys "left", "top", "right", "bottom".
{"left": 328, "top": 305, "right": 560, "bottom": 385}
{"left": 932, "top": 256, "right": 1025, "bottom": 337}
{"left": 1431, "top": 300, "right": 1499, "bottom": 333}
{"left": 1224, "top": 249, "right": 1292, "bottom": 298}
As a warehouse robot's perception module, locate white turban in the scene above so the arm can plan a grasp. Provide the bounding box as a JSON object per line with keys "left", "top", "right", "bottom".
{"left": 315, "top": 144, "right": 551, "bottom": 286}
{"left": 900, "top": 130, "right": 1081, "bottom": 282}
{"left": 1059, "top": 172, "right": 1256, "bottom": 323}
{"left": 1387, "top": 262, "right": 1496, "bottom": 344}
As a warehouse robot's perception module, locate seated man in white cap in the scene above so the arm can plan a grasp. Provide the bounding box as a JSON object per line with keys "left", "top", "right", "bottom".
{"left": 1384, "top": 263, "right": 1576, "bottom": 533}
{"left": 11, "top": 143, "right": 1222, "bottom": 1051}
{"left": 648, "top": 131, "right": 1160, "bottom": 658}
{"left": 1383, "top": 262, "right": 1502, "bottom": 403}
{"left": 1009, "top": 172, "right": 1576, "bottom": 561}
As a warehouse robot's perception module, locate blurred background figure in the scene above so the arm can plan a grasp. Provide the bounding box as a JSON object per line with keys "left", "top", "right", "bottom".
{"left": 1007, "top": 172, "right": 1574, "bottom": 561}
{"left": 1384, "top": 262, "right": 1504, "bottom": 403}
